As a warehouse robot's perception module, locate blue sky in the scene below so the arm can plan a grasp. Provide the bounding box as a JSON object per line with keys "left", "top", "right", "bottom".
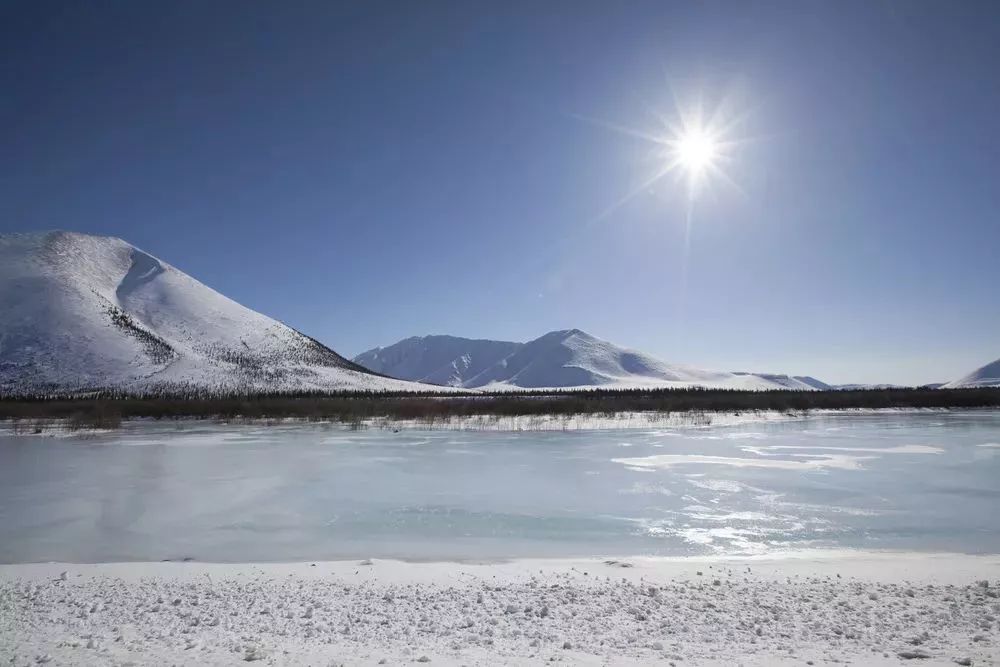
{"left": 2, "top": 1, "right": 998, "bottom": 385}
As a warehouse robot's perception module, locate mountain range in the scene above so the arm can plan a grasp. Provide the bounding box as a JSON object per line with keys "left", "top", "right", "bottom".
{"left": 353, "top": 330, "right": 833, "bottom": 391}
{"left": 1, "top": 231, "right": 994, "bottom": 395}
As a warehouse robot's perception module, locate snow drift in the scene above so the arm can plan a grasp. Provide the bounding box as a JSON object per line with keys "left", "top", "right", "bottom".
{"left": 0, "top": 231, "right": 431, "bottom": 395}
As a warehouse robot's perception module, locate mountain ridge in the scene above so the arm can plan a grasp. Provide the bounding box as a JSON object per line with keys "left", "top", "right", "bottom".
{"left": 0, "top": 231, "right": 431, "bottom": 395}
{"left": 944, "top": 357, "right": 1000, "bottom": 388}
{"left": 354, "top": 330, "right": 828, "bottom": 391}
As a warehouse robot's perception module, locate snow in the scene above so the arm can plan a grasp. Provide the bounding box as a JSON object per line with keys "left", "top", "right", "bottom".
{"left": 0, "top": 231, "right": 437, "bottom": 395}
{"left": 946, "top": 357, "right": 1000, "bottom": 388}
{"left": 356, "top": 329, "right": 828, "bottom": 391}
{"left": 731, "top": 372, "right": 832, "bottom": 390}
{"left": 3, "top": 553, "right": 998, "bottom": 666}
{"left": 354, "top": 335, "right": 521, "bottom": 387}
{"left": 24, "top": 407, "right": 958, "bottom": 436}
{"left": 831, "top": 383, "right": 906, "bottom": 390}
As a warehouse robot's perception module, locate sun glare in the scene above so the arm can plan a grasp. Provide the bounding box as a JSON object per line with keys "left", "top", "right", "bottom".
{"left": 656, "top": 115, "right": 732, "bottom": 196}
{"left": 576, "top": 94, "right": 740, "bottom": 212}
{"left": 674, "top": 129, "right": 718, "bottom": 174}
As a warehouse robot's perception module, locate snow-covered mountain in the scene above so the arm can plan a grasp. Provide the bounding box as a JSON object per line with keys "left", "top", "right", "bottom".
{"left": 353, "top": 335, "right": 521, "bottom": 388}
{"left": 944, "top": 358, "right": 1000, "bottom": 388}
{"left": 355, "top": 329, "right": 826, "bottom": 391}
{"left": 0, "top": 231, "right": 432, "bottom": 395}
{"left": 731, "top": 372, "right": 832, "bottom": 391}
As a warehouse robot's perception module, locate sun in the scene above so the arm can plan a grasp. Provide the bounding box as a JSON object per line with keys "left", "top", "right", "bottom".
{"left": 656, "top": 118, "right": 729, "bottom": 196}
{"left": 674, "top": 128, "right": 718, "bottom": 174}
{"left": 572, "top": 94, "right": 740, "bottom": 210}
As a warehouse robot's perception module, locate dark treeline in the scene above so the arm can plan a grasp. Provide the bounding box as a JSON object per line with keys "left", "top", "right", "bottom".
{"left": 1, "top": 387, "right": 999, "bottom": 427}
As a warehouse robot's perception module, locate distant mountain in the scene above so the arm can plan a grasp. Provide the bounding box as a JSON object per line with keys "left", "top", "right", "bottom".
{"left": 0, "top": 231, "right": 432, "bottom": 395}
{"left": 352, "top": 335, "right": 521, "bottom": 387}
{"left": 944, "top": 357, "right": 1000, "bottom": 388}
{"left": 355, "top": 329, "right": 827, "bottom": 390}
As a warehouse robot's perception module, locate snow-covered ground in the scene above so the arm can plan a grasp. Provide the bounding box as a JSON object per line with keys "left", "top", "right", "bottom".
{"left": 349, "top": 408, "right": 795, "bottom": 431}
{"left": 2, "top": 407, "right": 964, "bottom": 436}
{"left": 354, "top": 329, "right": 829, "bottom": 391}
{"left": 0, "top": 231, "right": 436, "bottom": 395}
{"left": 331, "top": 406, "right": 989, "bottom": 433}
{"left": 4, "top": 411, "right": 1000, "bottom": 664}
{"left": 2, "top": 553, "right": 998, "bottom": 666}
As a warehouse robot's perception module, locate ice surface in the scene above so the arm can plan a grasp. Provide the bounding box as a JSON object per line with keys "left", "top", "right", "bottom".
{"left": 2, "top": 409, "right": 999, "bottom": 563}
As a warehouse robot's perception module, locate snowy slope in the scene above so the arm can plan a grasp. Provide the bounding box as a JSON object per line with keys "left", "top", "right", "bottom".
{"left": 355, "top": 329, "right": 827, "bottom": 391}
{"left": 944, "top": 357, "right": 1000, "bottom": 388}
{"left": 731, "top": 372, "right": 832, "bottom": 391}
{"left": 0, "top": 231, "right": 434, "bottom": 395}
{"left": 790, "top": 376, "right": 833, "bottom": 390}
{"left": 354, "top": 336, "right": 520, "bottom": 387}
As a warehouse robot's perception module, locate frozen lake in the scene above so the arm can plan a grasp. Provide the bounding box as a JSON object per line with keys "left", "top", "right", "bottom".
{"left": 2, "top": 410, "right": 999, "bottom": 563}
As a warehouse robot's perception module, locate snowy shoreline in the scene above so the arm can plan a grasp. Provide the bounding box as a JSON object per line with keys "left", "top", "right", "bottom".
{"left": 3, "top": 405, "right": 981, "bottom": 435}
{"left": 4, "top": 551, "right": 998, "bottom": 666}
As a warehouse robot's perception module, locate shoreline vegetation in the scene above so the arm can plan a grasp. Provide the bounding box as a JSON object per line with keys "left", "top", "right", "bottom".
{"left": 1, "top": 387, "right": 998, "bottom": 431}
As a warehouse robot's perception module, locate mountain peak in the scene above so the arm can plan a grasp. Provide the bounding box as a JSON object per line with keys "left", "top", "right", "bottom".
{"left": 540, "top": 328, "right": 591, "bottom": 341}
{"left": 2, "top": 229, "right": 126, "bottom": 246}
{"left": 945, "top": 357, "right": 1000, "bottom": 388}
{"left": 354, "top": 330, "right": 826, "bottom": 391}
{"left": 0, "top": 231, "right": 430, "bottom": 395}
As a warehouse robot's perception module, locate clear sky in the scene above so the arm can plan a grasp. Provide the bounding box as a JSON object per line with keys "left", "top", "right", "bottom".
{"left": 2, "top": 1, "right": 998, "bottom": 386}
